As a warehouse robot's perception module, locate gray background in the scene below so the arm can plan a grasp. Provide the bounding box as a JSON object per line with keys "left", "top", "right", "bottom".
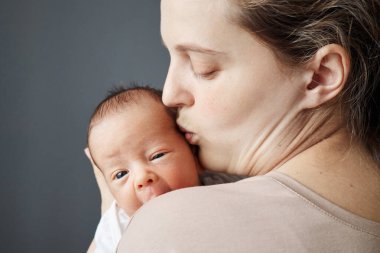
{"left": 0, "top": 1, "right": 168, "bottom": 252}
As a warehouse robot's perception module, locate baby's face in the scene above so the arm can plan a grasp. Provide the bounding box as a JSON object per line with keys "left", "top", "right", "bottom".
{"left": 89, "top": 99, "right": 199, "bottom": 216}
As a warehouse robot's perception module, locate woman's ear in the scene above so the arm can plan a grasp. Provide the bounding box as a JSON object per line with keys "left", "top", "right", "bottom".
{"left": 301, "top": 44, "right": 350, "bottom": 109}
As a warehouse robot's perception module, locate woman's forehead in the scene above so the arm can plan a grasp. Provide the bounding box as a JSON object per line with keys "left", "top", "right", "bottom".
{"left": 160, "top": 0, "right": 234, "bottom": 48}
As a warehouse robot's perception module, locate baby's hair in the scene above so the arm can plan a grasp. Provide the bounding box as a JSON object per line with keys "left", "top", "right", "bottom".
{"left": 87, "top": 84, "right": 176, "bottom": 144}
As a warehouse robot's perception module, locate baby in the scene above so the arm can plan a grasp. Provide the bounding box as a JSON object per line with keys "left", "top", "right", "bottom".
{"left": 86, "top": 85, "right": 244, "bottom": 253}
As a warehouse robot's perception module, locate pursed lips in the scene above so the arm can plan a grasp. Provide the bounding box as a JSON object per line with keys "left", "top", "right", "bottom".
{"left": 177, "top": 124, "right": 197, "bottom": 144}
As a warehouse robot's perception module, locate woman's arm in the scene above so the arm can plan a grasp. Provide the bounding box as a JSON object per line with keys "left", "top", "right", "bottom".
{"left": 84, "top": 148, "right": 114, "bottom": 213}
{"left": 87, "top": 240, "right": 96, "bottom": 253}
{"left": 84, "top": 148, "right": 114, "bottom": 253}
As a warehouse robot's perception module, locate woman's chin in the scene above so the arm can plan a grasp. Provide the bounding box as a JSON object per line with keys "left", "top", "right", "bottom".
{"left": 198, "top": 148, "right": 229, "bottom": 173}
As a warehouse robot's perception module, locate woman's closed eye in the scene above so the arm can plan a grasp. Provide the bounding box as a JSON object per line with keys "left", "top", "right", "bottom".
{"left": 189, "top": 56, "right": 219, "bottom": 80}
{"left": 193, "top": 70, "right": 218, "bottom": 80}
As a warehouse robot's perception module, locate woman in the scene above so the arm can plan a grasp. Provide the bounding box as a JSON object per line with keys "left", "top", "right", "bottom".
{"left": 115, "top": 0, "right": 380, "bottom": 252}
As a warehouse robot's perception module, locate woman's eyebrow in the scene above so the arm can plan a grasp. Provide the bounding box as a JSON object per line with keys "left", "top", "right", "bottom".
{"left": 175, "top": 44, "right": 225, "bottom": 55}
{"left": 161, "top": 39, "right": 224, "bottom": 55}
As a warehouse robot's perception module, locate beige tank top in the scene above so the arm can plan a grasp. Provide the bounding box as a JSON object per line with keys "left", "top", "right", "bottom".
{"left": 117, "top": 171, "right": 380, "bottom": 252}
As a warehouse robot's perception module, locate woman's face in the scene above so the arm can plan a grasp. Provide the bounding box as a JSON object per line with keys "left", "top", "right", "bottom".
{"left": 161, "top": 0, "right": 305, "bottom": 174}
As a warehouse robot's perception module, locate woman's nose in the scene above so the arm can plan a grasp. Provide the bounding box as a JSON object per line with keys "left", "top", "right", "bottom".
{"left": 162, "top": 62, "right": 194, "bottom": 108}
{"left": 134, "top": 169, "right": 158, "bottom": 190}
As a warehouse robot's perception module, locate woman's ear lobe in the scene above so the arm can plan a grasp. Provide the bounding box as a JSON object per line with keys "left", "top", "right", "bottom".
{"left": 302, "top": 44, "right": 350, "bottom": 109}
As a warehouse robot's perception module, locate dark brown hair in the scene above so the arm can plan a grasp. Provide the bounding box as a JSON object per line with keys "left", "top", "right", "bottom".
{"left": 231, "top": 0, "right": 380, "bottom": 164}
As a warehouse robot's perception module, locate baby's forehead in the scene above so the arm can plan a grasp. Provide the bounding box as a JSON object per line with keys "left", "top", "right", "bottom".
{"left": 130, "top": 96, "right": 176, "bottom": 123}
{"left": 89, "top": 103, "right": 184, "bottom": 157}
{"left": 88, "top": 91, "right": 179, "bottom": 147}
{"left": 128, "top": 97, "right": 174, "bottom": 118}
{"left": 98, "top": 99, "right": 175, "bottom": 130}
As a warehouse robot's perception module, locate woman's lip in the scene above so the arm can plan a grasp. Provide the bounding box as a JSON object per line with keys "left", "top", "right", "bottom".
{"left": 185, "top": 132, "right": 198, "bottom": 144}
{"left": 178, "top": 124, "right": 198, "bottom": 145}
{"left": 185, "top": 132, "right": 193, "bottom": 142}
{"left": 178, "top": 124, "right": 198, "bottom": 144}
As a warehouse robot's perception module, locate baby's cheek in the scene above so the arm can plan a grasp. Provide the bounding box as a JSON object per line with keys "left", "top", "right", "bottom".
{"left": 176, "top": 170, "right": 199, "bottom": 189}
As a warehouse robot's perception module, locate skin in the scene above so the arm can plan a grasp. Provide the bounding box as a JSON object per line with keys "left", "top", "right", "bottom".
{"left": 116, "top": 1, "right": 380, "bottom": 251}
{"left": 161, "top": 0, "right": 315, "bottom": 175}
{"left": 160, "top": 0, "right": 380, "bottom": 222}
{"left": 88, "top": 97, "right": 199, "bottom": 216}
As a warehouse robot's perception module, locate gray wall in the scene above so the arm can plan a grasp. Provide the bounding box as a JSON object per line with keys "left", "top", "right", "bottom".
{"left": 0, "top": 1, "right": 168, "bottom": 252}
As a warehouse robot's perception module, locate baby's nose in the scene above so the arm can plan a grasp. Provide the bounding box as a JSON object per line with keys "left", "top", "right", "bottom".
{"left": 135, "top": 170, "right": 158, "bottom": 190}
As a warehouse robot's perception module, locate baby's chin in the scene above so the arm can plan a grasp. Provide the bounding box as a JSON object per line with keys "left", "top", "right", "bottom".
{"left": 120, "top": 203, "right": 142, "bottom": 217}
{"left": 138, "top": 185, "right": 172, "bottom": 204}
{"left": 121, "top": 186, "right": 172, "bottom": 216}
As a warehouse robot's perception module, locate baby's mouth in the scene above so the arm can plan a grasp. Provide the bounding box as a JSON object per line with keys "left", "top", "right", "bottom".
{"left": 140, "top": 188, "right": 156, "bottom": 203}
{"left": 139, "top": 185, "right": 170, "bottom": 203}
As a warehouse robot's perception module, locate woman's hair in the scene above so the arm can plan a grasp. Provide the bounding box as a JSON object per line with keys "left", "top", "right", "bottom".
{"left": 230, "top": 0, "right": 380, "bottom": 164}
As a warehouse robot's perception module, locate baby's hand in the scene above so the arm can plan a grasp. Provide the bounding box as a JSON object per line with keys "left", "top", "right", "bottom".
{"left": 84, "top": 148, "right": 114, "bottom": 214}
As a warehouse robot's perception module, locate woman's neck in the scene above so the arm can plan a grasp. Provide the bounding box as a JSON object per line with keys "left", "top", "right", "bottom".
{"left": 233, "top": 107, "right": 380, "bottom": 221}
{"left": 233, "top": 107, "right": 342, "bottom": 176}
{"left": 278, "top": 128, "right": 380, "bottom": 222}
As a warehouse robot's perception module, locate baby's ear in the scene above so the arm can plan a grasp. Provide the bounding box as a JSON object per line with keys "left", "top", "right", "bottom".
{"left": 301, "top": 44, "right": 350, "bottom": 109}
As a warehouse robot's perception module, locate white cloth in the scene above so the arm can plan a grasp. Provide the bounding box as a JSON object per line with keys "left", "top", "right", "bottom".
{"left": 94, "top": 201, "right": 130, "bottom": 253}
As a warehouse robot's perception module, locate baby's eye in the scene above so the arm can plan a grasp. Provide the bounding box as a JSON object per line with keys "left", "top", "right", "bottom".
{"left": 115, "top": 170, "right": 129, "bottom": 180}
{"left": 151, "top": 152, "right": 166, "bottom": 160}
